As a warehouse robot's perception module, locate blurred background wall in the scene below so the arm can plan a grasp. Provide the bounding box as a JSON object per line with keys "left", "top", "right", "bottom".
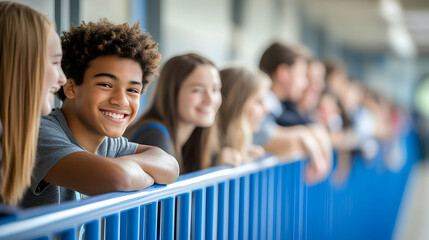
{"left": 13, "top": 0, "right": 429, "bottom": 112}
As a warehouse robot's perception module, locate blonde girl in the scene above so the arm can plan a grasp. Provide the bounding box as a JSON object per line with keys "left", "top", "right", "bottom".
{"left": 216, "top": 66, "right": 271, "bottom": 165}
{"left": 0, "top": 2, "right": 66, "bottom": 205}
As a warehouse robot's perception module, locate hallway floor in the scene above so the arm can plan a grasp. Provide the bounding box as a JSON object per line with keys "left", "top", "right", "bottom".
{"left": 395, "top": 160, "right": 429, "bottom": 240}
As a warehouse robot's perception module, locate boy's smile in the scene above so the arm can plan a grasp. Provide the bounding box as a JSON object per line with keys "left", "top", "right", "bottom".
{"left": 62, "top": 55, "right": 143, "bottom": 152}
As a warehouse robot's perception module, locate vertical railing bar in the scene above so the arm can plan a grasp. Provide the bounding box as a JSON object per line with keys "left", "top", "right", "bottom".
{"left": 205, "top": 185, "right": 217, "bottom": 240}
{"left": 85, "top": 219, "right": 100, "bottom": 240}
{"left": 176, "top": 193, "right": 191, "bottom": 240}
{"left": 120, "top": 211, "right": 127, "bottom": 239}
{"left": 33, "top": 236, "right": 49, "bottom": 240}
{"left": 139, "top": 205, "right": 145, "bottom": 240}
{"left": 248, "top": 173, "right": 259, "bottom": 240}
{"left": 125, "top": 207, "right": 139, "bottom": 240}
{"left": 238, "top": 175, "right": 249, "bottom": 240}
{"left": 143, "top": 202, "right": 158, "bottom": 240}
{"left": 266, "top": 167, "right": 275, "bottom": 240}
{"left": 274, "top": 166, "right": 282, "bottom": 240}
{"left": 217, "top": 181, "right": 229, "bottom": 240}
{"left": 106, "top": 213, "right": 120, "bottom": 240}
{"left": 192, "top": 189, "right": 205, "bottom": 240}
{"left": 59, "top": 228, "right": 75, "bottom": 240}
{"left": 258, "top": 170, "right": 267, "bottom": 239}
{"left": 228, "top": 178, "right": 239, "bottom": 240}
{"left": 280, "top": 165, "right": 289, "bottom": 240}
{"left": 160, "top": 197, "right": 175, "bottom": 240}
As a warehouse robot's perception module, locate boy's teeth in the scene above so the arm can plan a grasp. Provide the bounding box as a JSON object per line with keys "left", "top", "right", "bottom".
{"left": 103, "top": 111, "right": 125, "bottom": 119}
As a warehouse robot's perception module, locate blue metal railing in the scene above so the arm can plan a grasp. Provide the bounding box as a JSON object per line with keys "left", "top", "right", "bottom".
{"left": 0, "top": 128, "right": 419, "bottom": 240}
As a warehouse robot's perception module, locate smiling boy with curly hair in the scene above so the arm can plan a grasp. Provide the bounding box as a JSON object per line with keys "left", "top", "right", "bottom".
{"left": 20, "top": 19, "right": 179, "bottom": 208}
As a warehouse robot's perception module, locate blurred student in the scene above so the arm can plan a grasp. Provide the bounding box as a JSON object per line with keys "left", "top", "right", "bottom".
{"left": 254, "top": 41, "right": 333, "bottom": 183}
{"left": 125, "top": 53, "right": 222, "bottom": 174}
{"left": 299, "top": 59, "right": 327, "bottom": 117}
{"left": 0, "top": 2, "right": 66, "bottom": 207}
{"left": 19, "top": 19, "right": 179, "bottom": 208}
{"left": 216, "top": 66, "right": 270, "bottom": 166}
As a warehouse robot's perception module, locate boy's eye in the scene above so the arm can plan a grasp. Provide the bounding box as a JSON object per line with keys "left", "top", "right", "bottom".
{"left": 128, "top": 88, "right": 140, "bottom": 94}
{"left": 97, "top": 83, "right": 112, "bottom": 88}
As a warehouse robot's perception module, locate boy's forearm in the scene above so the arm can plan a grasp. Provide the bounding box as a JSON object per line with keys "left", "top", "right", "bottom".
{"left": 123, "top": 145, "right": 179, "bottom": 184}
{"left": 44, "top": 152, "right": 155, "bottom": 195}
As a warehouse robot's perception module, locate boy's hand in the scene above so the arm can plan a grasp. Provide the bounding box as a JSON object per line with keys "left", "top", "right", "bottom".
{"left": 126, "top": 145, "right": 179, "bottom": 184}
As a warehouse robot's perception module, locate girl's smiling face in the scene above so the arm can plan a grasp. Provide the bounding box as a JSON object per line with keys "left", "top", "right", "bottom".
{"left": 177, "top": 64, "right": 222, "bottom": 128}
{"left": 42, "top": 28, "right": 66, "bottom": 115}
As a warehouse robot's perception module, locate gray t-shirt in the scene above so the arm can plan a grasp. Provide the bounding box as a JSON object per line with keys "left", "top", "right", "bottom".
{"left": 19, "top": 108, "right": 138, "bottom": 208}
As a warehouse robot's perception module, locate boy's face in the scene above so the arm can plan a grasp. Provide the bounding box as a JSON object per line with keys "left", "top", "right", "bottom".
{"left": 69, "top": 55, "right": 143, "bottom": 139}
{"left": 288, "top": 58, "right": 308, "bottom": 102}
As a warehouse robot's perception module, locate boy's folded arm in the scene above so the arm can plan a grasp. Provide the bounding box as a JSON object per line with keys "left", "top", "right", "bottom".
{"left": 120, "top": 145, "right": 180, "bottom": 184}
{"left": 43, "top": 151, "right": 155, "bottom": 196}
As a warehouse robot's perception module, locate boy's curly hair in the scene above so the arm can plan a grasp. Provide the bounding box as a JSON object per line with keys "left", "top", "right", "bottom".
{"left": 57, "top": 19, "right": 161, "bottom": 101}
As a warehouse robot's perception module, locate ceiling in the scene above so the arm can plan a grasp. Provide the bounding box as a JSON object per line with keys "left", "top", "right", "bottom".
{"left": 301, "top": 0, "right": 429, "bottom": 56}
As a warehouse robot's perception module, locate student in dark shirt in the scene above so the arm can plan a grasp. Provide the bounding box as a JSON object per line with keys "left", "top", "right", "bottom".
{"left": 253, "top": 42, "right": 333, "bottom": 183}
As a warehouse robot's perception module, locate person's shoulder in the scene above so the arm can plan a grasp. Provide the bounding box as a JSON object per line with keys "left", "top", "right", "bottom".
{"left": 40, "top": 108, "right": 63, "bottom": 129}
{"left": 129, "top": 121, "right": 171, "bottom": 141}
{"left": 41, "top": 108, "right": 63, "bottom": 123}
{"left": 265, "top": 91, "right": 283, "bottom": 116}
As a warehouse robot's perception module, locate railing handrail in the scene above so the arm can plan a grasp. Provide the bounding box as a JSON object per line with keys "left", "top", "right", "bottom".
{"left": 0, "top": 155, "right": 291, "bottom": 239}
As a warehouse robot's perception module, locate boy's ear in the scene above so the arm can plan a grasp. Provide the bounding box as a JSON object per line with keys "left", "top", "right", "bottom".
{"left": 63, "top": 78, "right": 78, "bottom": 99}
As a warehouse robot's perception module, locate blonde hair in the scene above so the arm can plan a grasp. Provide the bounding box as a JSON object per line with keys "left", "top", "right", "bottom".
{"left": 125, "top": 53, "right": 219, "bottom": 173}
{"left": 218, "top": 66, "right": 270, "bottom": 157}
{"left": 0, "top": 2, "right": 53, "bottom": 205}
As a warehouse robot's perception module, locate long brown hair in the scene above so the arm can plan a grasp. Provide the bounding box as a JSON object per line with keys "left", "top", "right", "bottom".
{"left": 0, "top": 2, "right": 53, "bottom": 205}
{"left": 125, "top": 53, "right": 219, "bottom": 173}
{"left": 218, "top": 66, "right": 270, "bottom": 157}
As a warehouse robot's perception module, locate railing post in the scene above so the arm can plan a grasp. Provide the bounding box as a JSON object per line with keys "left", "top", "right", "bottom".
{"left": 59, "top": 228, "right": 75, "bottom": 240}
{"left": 238, "top": 175, "right": 249, "bottom": 240}
{"left": 177, "top": 193, "right": 191, "bottom": 240}
{"left": 85, "top": 219, "right": 100, "bottom": 240}
{"left": 281, "top": 164, "right": 291, "bottom": 239}
{"left": 142, "top": 202, "right": 158, "bottom": 240}
{"left": 248, "top": 173, "right": 259, "bottom": 240}
{"left": 205, "top": 185, "right": 217, "bottom": 240}
{"left": 192, "top": 189, "right": 206, "bottom": 240}
{"left": 274, "top": 166, "right": 282, "bottom": 240}
{"left": 228, "top": 178, "right": 239, "bottom": 240}
{"left": 258, "top": 170, "right": 267, "bottom": 240}
{"left": 120, "top": 207, "right": 139, "bottom": 240}
{"left": 160, "top": 197, "right": 175, "bottom": 240}
{"left": 266, "top": 167, "right": 275, "bottom": 240}
{"left": 106, "top": 213, "right": 120, "bottom": 240}
{"left": 217, "top": 181, "right": 229, "bottom": 240}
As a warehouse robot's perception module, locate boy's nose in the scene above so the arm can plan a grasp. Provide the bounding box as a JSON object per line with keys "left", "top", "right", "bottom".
{"left": 109, "top": 90, "right": 128, "bottom": 107}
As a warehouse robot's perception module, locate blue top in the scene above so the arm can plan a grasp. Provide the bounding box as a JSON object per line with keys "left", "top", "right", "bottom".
{"left": 129, "top": 122, "right": 174, "bottom": 155}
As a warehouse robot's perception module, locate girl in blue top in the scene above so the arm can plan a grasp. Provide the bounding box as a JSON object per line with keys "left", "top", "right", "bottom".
{"left": 125, "top": 53, "right": 222, "bottom": 174}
